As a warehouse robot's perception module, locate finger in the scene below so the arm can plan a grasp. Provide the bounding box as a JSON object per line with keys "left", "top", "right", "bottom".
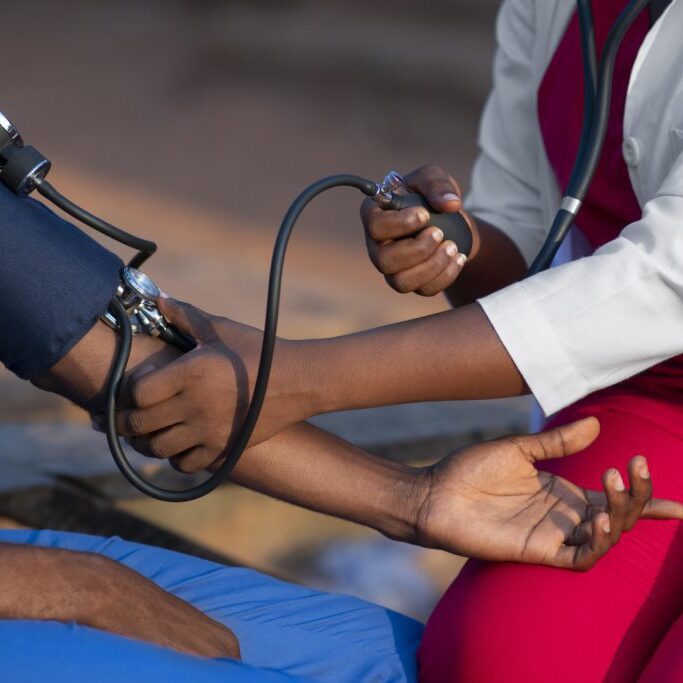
{"left": 367, "top": 226, "right": 444, "bottom": 275}
{"left": 361, "top": 200, "right": 432, "bottom": 242}
{"left": 415, "top": 250, "right": 468, "bottom": 297}
{"left": 119, "top": 362, "right": 160, "bottom": 408}
{"left": 385, "top": 240, "right": 460, "bottom": 294}
{"left": 642, "top": 497, "right": 683, "bottom": 520}
{"left": 555, "top": 512, "right": 612, "bottom": 570}
{"left": 170, "top": 447, "right": 220, "bottom": 474}
{"left": 522, "top": 417, "right": 601, "bottom": 464}
{"left": 115, "top": 395, "right": 187, "bottom": 437}
{"left": 623, "top": 456, "right": 653, "bottom": 530}
{"left": 564, "top": 519, "right": 592, "bottom": 546}
{"left": 603, "top": 467, "right": 628, "bottom": 542}
{"left": 403, "top": 165, "right": 463, "bottom": 213}
{"left": 130, "top": 354, "right": 197, "bottom": 408}
{"left": 157, "top": 297, "right": 220, "bottom": 343}
{"left": 128, "top": 425, "right": 200, "bottom": 460}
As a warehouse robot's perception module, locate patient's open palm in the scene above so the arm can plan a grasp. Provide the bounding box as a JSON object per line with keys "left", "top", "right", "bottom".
{"left": 416, "top": 418, "right": 683, "bottom": 570}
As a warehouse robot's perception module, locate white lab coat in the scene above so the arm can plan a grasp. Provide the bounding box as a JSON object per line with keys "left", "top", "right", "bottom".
{"left": 472, "top": 0, "right": 683, "bottom": 415}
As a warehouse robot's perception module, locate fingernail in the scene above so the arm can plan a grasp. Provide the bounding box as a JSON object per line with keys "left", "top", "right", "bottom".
{"left": 431, "top": 228, "right": 444, "bottom": 243}
{"left": 640, "top": 458, "right": 650, "bottom": 479}
{"left": 614, "top": 471, "right": 626, "bottom": 492}
{"left": 442, "top": 192, "right": 460, "bottom": 202}
{"left": 445, "top": 241, "right": 458, "bottom": 257}
{"left": 159, "top": 290, "right": 170, "bottom": 299}
{"left": 417, "top": 208, "right": 431, "bottom": 223}
{"left": 456, "top": 253, "right": 468, "bottom": 267}
{"left": 602, "top": 516, "right": 611, "bottom": 534}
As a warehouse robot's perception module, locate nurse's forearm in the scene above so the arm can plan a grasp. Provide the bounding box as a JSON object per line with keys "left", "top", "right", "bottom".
{"left": 445, "top": 218, "right": 527, "bottom": 307}
{"left": 298, "top": 302, "right": 527, "bottom": 417}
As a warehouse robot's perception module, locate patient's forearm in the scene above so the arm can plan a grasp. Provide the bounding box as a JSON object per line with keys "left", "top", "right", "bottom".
{"left": 35, "top": 323, "right": 420, "bottom": 540}
{"left": 298, "top": 303, "right": 527, "bottom": 418}
{"left": 232, "top": 422, "right": 421, "bottom": 542}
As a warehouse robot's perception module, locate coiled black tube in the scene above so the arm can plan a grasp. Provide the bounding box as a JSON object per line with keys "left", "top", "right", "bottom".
{"left": 105, "top": 174, "right": 378, "bottom": 502}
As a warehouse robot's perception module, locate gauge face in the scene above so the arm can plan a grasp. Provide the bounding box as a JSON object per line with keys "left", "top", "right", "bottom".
{"left": 122, "top": 267, "right": 160, "bottom": 301}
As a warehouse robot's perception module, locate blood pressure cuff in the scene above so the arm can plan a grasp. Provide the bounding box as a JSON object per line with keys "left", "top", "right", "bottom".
{"left": 0, "top": 183, "right": 122, "bottom": 379}
{"left": 0, "top": 530, "right": 423, "bottom": 682}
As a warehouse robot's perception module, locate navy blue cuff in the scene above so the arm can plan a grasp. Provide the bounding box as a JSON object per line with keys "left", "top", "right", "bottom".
{"left": 0, "top": 184, "right": 123, "bottom": 379}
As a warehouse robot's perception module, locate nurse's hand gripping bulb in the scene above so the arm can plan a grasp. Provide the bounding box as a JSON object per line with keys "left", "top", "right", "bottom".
{"left": 372, "top": 170, "right": 475, "bottom": 258}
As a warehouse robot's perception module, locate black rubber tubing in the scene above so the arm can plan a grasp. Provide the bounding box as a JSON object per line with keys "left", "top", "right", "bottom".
{"left": 105, "top": 174, "right": 378, "bottom": 502}
{"left": 527, "top": 0, "right": 650, "bottom": 276}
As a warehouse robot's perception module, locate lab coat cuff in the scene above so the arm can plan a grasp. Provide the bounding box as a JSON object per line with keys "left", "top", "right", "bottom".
{"left": 478, "top": 282, "right": 592, "bottom": 416}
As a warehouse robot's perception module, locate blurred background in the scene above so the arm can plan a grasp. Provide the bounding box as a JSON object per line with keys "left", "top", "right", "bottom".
{"left": 0, "top": 0, "right": 531, "bottom": 621}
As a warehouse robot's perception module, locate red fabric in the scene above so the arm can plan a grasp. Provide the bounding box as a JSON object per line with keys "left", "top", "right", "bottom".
{"left": 419, "top": 4, "right": 683, "bottom": 681}
{"left": 419, "top": 397, "right": 683, "bottom": 682}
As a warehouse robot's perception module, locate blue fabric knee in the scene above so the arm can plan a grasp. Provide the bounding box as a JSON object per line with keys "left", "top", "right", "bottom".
{"left": 0, "top": 530, "right": 423, "bottom": 682}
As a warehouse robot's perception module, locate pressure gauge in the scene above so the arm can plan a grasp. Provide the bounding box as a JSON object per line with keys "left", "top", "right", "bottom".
{"left": 121, "top": 266, "right": 160, "bottom": 305}
{"left": 0, "top": 112, "right": 24, "bottom": 147}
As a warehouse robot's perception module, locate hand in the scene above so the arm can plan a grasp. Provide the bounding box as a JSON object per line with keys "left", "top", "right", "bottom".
{"left": 412, "top": 417, "right": 683, "bottom": 569}
{"left": 361, "top": 164, "right": 479, "bottom": 296}
{"left": 110, "top": 297, "right": 304, "bottom": 472}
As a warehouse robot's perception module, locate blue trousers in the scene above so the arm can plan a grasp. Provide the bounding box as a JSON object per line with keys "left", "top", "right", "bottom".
{"left": 0, "top": 530, "right": 423, "bottom": 682}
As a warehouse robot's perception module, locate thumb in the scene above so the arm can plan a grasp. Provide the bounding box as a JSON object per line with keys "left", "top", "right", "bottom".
{"left": 525, "top": 417, "right": 601, "bottom": 463}
{"left": 157, "top": 295, "right": 218, "bottom": 343}
{"left": 404, "top": 165, "right": 463, "bottom": 213}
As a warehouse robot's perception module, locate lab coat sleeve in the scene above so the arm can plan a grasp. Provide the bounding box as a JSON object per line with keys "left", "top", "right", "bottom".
{"left": 480, "top": 151, "right": 683, "bottom": 415}
{"left": 464, "top": 0, "right": 548, "bottom": 266}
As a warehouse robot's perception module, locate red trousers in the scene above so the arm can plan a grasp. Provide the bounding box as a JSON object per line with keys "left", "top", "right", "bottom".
{"left": 419, "top": 393, "right": 683, "bottom": 682}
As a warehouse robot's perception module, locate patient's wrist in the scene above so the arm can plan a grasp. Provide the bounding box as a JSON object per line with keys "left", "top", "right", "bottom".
{"left": 373, "top": 466, "right": 425, "bottom": 544}
{"left": 32, "top": 321, "right": 182, "bottom": 413}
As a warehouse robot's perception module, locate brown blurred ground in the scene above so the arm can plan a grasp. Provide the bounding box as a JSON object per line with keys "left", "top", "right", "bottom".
{"left": 0, "top": 0, "right": 505, "bottom": 619}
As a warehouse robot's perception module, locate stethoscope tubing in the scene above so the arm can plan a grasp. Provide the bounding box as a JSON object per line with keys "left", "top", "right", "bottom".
{"left": 527, "top": 0, "right": 651, "bottom": 275}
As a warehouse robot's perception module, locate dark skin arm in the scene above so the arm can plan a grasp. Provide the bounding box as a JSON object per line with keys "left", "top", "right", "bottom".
{"left": 116, "top": 296, "right": 527, "bottom": 454}
{"left": 33, "top": 302, "right": 683, "bottom": 573}
{"left": 13, "top": 324, "right": 238, "bottom": 659}
{"left": 0, "top": 542, "right": 240, "bottom": 658}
